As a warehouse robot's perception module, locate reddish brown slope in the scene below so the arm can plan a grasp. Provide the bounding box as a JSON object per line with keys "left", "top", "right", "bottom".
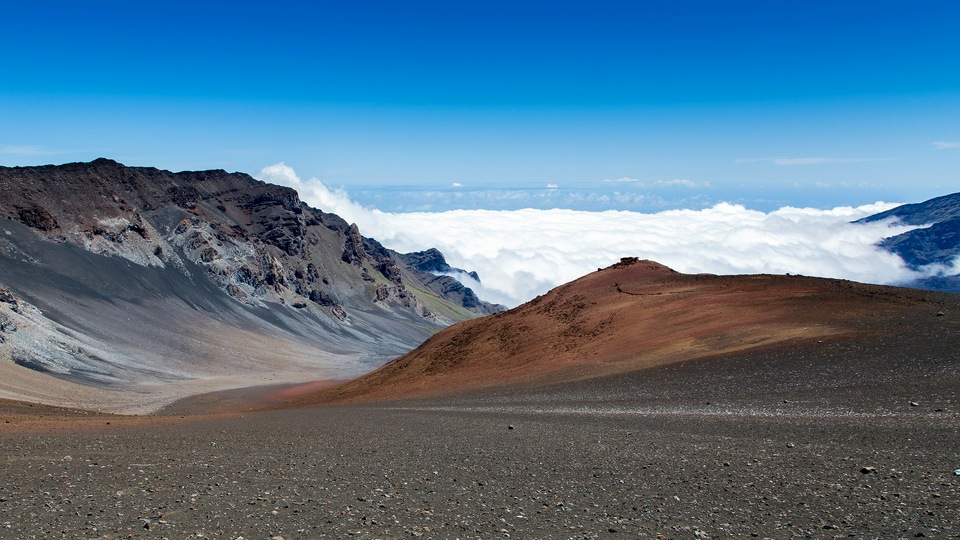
{"left": 289, "top": 258, "right": 950, "bottom": 405}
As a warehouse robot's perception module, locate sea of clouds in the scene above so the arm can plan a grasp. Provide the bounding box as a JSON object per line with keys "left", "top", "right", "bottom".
{"left": 259, "top": 163, "right": 954, "bottom": 307}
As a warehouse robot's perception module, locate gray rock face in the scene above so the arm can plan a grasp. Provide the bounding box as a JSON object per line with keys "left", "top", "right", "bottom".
{"left": 401, "top": 248, "right": 480, "bottom": 282}
{"left": 0, "top": 158, "right": 496, "bottom": 316}
{"left": 0, "top": 159, "right": 499, "bottom": 411}
{"left": 399, "top": 249, "right": 504, "bottom": 315}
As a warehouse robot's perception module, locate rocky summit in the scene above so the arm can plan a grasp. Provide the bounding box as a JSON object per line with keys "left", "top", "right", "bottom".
{"left": 0, "top": 158, "right": 499, "bottom": 412}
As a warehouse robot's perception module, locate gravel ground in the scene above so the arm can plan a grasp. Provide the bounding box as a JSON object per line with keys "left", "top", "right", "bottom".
{"left": 2, "top": 308, "right": 959, "bottom": 539}
{"left": 2, "top": 399, "right": 958, "bottom": 540}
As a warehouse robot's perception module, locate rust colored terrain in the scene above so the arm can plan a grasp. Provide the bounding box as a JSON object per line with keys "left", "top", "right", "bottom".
{"left": 290, "top": 258, "right": 954, "bottom": 405}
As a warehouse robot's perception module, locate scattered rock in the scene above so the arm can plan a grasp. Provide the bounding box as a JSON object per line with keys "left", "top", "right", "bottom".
{"left": 0, "top": 286, "right": 22, "bottom": 315}
{"left": 910, "top": 401, "right": 919, "bottom": 407}
{"left": 16, "top": 204, "right": 59, "bottom": 231}
{"left": 860, "top": 466, "right": 877, "bottom": 474}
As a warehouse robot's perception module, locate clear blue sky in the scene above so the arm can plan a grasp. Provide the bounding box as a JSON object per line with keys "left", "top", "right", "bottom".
{"left": 2, "top": 1, "right": 959, "bottom": 211}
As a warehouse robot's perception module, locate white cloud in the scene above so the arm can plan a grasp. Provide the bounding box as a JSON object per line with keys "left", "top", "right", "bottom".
{"left": 737, "top": 157, "right": 879, "bottom": 166}
{"left": 601, "top": 177, "right": 707, "bottom": 188}
{"left": 545, "top": 183, "right": 559, "bottom": 189}
{"left": 258, "top": 162, "right": 382, "bottom": 227}
{"left": 773, "top": 157, "right": 836, "bottom": 165}
{"left": 259, "top": 163, "right": 941, "bottom": 308}
{"left": 655, "top": 178, "right": 705, "bottom": 188}
{"left": 933, "top": 141, "right": 960, "bottom": 149}
{"left": 450, "top": 182, "right": 464, "bottom": 187}
{"left": 913, "top": 255, "right": 960, "bottom": 278}
{"left": 1, "top": 145, "right": 50, "bottom": 155}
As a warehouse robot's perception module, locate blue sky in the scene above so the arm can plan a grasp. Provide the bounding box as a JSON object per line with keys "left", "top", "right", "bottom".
{"left": 2, "top": 1, "right": 959, "bottom": 212}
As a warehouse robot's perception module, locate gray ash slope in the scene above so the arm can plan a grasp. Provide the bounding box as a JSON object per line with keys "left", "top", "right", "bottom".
{"left": 859, "top": 191, "right": 960, "bottom": 292}
{"left": 0, "top": 158, "right": 498, "bottom": 411}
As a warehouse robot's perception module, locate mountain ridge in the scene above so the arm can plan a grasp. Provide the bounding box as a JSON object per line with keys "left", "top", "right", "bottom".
{"left": 858, "top": 191, "right": 960, "bottom": 292}
{"left": 0, "top": 158, "right": 498, "bottom": 412}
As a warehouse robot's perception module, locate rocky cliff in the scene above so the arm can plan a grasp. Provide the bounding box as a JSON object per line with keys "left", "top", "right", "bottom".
{"left": 399, "top": 248, "right": 499, "bottom": 315}
{"left": 0, "top": 158, "right": 499, "bottom": 412}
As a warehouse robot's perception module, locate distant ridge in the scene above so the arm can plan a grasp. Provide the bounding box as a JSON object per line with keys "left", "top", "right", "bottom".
{"left": 858, "top": 192, "right": 960, "bottom": 225}
{"left": 858, "top": 191, "right": 960, "bottom": 292}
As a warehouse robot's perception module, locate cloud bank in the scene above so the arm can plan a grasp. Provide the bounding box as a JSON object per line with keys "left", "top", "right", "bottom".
{"left": 259, "top": 163, "right": 950, "bottom": 307}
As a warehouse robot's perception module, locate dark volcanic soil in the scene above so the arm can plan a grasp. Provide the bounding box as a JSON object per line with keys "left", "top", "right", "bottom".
{"left": 2, "top": 319, "right": 959, "bottom": 539}
{"left": 0, "top": 402, "right": 957, "bottom": 539}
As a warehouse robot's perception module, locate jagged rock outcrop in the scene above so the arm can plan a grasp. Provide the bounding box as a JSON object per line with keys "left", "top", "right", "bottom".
{"left": 0, "top": 158, "right": 498, "bottom": 316}
{"left": 399, "top": 249, "right": 503, "bottom": 315}
{"left": 0, "top": 158, "right": 500, "bottom": 412}
{"left": 16, "top": 205, "right": 59, "bottom": 231}
{"left": 401, "top": 248, "right": 481, "bottom": 282}
{"left": 0, "top": 285, "right": 20, "bottom": 343}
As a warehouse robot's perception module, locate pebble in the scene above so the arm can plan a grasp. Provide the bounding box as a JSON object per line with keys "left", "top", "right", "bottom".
{"left": 2, "top": 378, "right": 958, "bottom": 540}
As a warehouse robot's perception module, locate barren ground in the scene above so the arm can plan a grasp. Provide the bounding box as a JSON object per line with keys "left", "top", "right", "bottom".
{"left": 2, "top": 263, "right": 959, "bottom": 538}
{"left": 2, "top": 320, "right": 958, "bottom": 539}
